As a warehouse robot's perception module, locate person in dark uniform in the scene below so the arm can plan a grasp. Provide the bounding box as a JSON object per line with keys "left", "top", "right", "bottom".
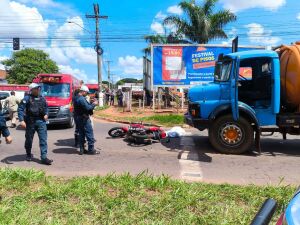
{"left": 74, "top": 85, "right": 99, "bottom": 155}
{"left": 18, "top": 83, "right": 53, "bottom": 165}
{"left": 73, "top": 88, "right": 80, "bottom": 148}
{"left": 116, "top": 89, "right": 123, "bottom": 107}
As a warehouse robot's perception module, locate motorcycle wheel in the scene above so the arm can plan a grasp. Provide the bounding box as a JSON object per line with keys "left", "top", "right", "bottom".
{"left": 131, "top": 133, "right": 152, "bottom": 145}
{"left": 108, "top": 127, "right": 126, "bottom": 138}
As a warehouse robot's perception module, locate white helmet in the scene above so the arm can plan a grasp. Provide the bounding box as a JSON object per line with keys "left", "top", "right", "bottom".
{"left": 80, "top": 85, "right": 89, "bottom": 93}
{"left": 29, "top": 83, "right": 40, "bottom": 90}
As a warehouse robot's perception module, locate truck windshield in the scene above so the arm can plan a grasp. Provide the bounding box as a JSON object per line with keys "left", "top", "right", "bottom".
{"left": 214, "top": 60, "right": 232, "bottom": 82}
{"left": 41, "top": 83, "right": 70, "bottom": 98}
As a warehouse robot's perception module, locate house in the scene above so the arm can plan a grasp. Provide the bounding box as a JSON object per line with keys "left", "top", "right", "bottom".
{"left": 0, "top": 69, "right": 7, "bottom": 80}
{"left": 0, "top": 70, "right": 7, "bottom": 83}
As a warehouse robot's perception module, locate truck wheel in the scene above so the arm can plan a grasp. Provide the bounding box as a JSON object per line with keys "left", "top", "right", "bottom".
{"left": 67, "top": 116, "right": 75, "bottom": 128}
{"left": 209, "top": 115, "right": 254, "bottom": 154}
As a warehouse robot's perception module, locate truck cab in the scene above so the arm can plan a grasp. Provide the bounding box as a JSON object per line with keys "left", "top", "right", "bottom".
{"left": 185, "top": 50, "right": 281, "bottom": 154}
{"left": 36, "top": 74, "right": 80, "bottom": 128}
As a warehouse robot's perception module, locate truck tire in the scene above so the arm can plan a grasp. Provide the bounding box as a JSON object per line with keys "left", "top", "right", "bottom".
{"left": 209, "top": 115, "right": 254, "bottom": 154}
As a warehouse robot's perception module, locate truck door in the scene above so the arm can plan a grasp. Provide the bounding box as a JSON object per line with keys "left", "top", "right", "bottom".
{"left": 231, "top": 58, "right": 239, "bottom": 121}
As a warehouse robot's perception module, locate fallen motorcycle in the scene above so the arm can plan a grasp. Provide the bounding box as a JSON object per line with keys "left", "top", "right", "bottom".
{"left": 108, "top": 123, "right": 169, "bottom": 145}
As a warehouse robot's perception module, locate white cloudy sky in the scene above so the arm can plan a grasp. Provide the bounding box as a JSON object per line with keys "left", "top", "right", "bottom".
{"left": 0, "top": 0, "right": 299, "bottom": 83}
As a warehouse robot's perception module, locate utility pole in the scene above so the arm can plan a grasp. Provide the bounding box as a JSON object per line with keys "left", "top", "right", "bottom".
{"left": 105, "top": 60, "right": 112, "bottom": 90}
{"left": 86, "top": 3, "right": 108, "bottom": 95}
{"left": 111, "top": 74, "right": 116, "bottom": 89}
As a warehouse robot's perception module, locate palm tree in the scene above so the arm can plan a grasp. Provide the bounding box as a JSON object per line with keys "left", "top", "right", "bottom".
{"left": 143, "top": 34, "right": 167, "bottom": 55}
{"left": 143, "top": 33, "right": 191, "bottom": 56}
{"left": 163, "top": 0, "right": 236, "bottom": 44}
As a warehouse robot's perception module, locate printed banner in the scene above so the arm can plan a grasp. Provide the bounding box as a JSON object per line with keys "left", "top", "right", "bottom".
{"left": 152, "top": 45, "right": 263, "bottom": 86}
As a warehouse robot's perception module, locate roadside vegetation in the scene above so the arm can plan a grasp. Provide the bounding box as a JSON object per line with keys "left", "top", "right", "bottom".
{"left": 0, "top": 168, "right": 295, "bottom": 224}
{"left": 95, "top": 108, "right": 185, "bottom": 127}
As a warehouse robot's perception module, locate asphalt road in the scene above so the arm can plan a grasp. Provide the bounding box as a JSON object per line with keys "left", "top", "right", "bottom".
{"left": 1, "top": 118, "right": 300, "bottom": 186}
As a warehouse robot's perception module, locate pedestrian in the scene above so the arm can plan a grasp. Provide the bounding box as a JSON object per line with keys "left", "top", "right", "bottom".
{"left": 18, "top": 83, "right": 53, "bottom": 165}
{"left": 110, "top": 90, "right": 115, "bottom": 106}
{"left": 74, "top": 85, "right": 99, "bottom": 155}
{"left": 116, "top": 89, "right": 123, "bottom": 107}
{"left": 144, "top": 88, "right": 152, "bottom": 106}
{"left": 5, "top": 91, "right": 20, "bottom": 128}
{"left": 0, "top": 103, "right": 12, "bottom": 144}
{"left": 105, "top": 89, "right": 110, "bottom": 105}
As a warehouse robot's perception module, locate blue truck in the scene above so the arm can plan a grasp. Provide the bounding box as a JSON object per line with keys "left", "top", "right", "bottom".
{"left": 185, "top": 41, "right": 300, "bottom": 154}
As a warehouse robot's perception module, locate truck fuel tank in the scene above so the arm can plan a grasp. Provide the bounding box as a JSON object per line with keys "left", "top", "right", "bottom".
{"left": 278, "top": 42, "right": 300, "bottom": 111}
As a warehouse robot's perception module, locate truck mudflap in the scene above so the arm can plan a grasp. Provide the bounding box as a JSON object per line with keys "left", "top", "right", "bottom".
{"left": 184, "top": 113, "right": 210, "bottom": 130}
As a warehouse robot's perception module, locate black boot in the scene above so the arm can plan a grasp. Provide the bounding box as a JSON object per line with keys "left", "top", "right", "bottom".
{"left": 79, "top": 146, "right": 88, "bottom": 155}
{"left": 41, "top": 158, "right": 53, "bottom": 165}
{"left": 86, "top": 145, "right": 100, "bottom": 155}
{"left": 74, "top": 134, "right": 79, "bottom": 148}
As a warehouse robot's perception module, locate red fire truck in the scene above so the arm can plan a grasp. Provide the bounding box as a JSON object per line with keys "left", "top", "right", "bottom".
{"left": 86, "top": 84, "right": 99, "bottom": 99}
{"left": 34, "top": 74, "right": 81, "bottom": 128}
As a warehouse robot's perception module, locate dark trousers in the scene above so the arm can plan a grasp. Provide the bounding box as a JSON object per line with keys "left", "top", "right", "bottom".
{"left": 77, "top": 116, "right": 95, "bottom": 151}
{"left": 118, "top": 97, "right": 123, "bottom": 107}
{"left": 74, "top": 115, "right": 79, "bottom": 136}
{"left": 25, "top": 119, "right": 48, "bottom": 159}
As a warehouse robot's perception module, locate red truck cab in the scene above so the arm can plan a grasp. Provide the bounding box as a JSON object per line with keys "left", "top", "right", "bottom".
{"left": 34, "top": 74, "right": 80, "bottom": 128}
{"left": 86, "top": 84, "right": 99, "bottom": 99}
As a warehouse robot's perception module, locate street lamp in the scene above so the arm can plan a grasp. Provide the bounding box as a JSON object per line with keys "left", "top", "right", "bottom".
{"left": 67, "top": 21, "right": 94, "bottom": 35}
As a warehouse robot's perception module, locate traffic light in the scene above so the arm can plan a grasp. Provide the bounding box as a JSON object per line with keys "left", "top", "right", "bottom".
{"left": 13, "top": 38, "right": 20, "bottom": 50}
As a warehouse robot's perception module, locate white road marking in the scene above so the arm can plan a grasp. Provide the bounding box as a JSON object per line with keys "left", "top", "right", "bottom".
{"left": 178, "top": 136, "right": 203, "bottom": 182}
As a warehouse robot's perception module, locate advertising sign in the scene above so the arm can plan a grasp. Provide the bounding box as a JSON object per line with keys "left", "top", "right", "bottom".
{"left": 152, "top": 45, "right": 264, "bottom": 87}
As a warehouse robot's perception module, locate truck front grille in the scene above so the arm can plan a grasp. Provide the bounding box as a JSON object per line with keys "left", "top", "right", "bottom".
{"left": 48, "top": 106, "right": 60, "bottom": 118}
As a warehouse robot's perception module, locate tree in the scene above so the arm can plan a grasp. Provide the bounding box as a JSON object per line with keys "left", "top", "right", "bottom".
{"left": 115, "top": 78, "right": 142, "bottom": 86}
{"left": 143, "top": 34, "right": 168, "bottom": 56}
{"left": 2, "top": 48, "right": 59, "bottom": 84}
{"left": 163, "top": 0, "right": 236, "bottom": 44}
{"left": 143, "top": 33, "right": 191, "bottom": 56}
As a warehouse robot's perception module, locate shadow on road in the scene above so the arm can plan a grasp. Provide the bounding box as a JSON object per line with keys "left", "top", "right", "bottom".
{"left": 53, "top": 138, "right": 79, "bottom": 154}
{"left": 1, "top": 154, "right": 40, "bottom": 164}
{"left": 54, "top": 138, "right": 75, "bottom": 147}
{"left": 163, "top": 134, "right": 300, "bottom": 159}
{"left": 162, "top": 136, "right": 213, "bottom": 163}
{"left": 258, "top": 138, "right": 300, "bottom": 157}
{"left": 53, "top": 147, "right": 79, "bottom": 155}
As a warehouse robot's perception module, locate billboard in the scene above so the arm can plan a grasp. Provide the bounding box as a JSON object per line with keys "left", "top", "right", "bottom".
{"left": 152, "top": 44, "right": 264, "bottom": 87}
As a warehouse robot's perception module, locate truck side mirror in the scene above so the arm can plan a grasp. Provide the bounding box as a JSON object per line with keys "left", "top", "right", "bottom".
{"left": 214, "top": 62, "right": 222, "bottom": 80}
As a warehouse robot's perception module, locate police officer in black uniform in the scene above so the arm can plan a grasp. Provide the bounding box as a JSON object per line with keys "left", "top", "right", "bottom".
{"left": 18, "top": 83, "right": 53, "bottom": 165}
{"left": 74, "top": 85, "right": 99, "bottom": 155}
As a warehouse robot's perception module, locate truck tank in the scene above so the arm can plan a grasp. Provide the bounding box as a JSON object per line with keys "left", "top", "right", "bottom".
{"left": 278, "top": 42, "right": 300, "bottom": 112}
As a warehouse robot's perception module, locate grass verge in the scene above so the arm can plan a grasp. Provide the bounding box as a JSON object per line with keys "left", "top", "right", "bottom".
{"left": 95, "top": 113, "right": 185, "bottom": 127}
{"left": 0, "top": 168, "right": 295, "bottom": 224}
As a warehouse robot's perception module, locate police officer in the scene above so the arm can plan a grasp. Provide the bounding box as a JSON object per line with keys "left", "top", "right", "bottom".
{"left": 74, "top": 85, "right": 99, "bottom": 155}
{"left": 18, "top": 83, "right": 53, "bottom": 165}
{"left": 73, "top": 88, "right": 80, "bottom": 147}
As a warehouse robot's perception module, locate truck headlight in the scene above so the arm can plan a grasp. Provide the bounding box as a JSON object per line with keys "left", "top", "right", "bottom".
{"left": 61, "top": 105, "right": 70, "bottom": 110}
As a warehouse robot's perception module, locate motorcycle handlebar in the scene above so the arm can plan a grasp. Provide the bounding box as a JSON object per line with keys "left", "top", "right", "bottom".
{"left": 250, "top": 199, "right": 277, "bottom": 225}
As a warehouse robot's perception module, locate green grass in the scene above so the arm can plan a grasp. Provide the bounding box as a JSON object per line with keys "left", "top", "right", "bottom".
{"left": 0, "top": 168, "right": 295, "bottom": 225}
{"left": 95, "top": 112, "right": 185, "bottom": 127}
{"left": 142, "top": 114, "right": 184, "bottom": 127}
{"left": 94, "top": 105, "right": 110, "bottom": 111}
